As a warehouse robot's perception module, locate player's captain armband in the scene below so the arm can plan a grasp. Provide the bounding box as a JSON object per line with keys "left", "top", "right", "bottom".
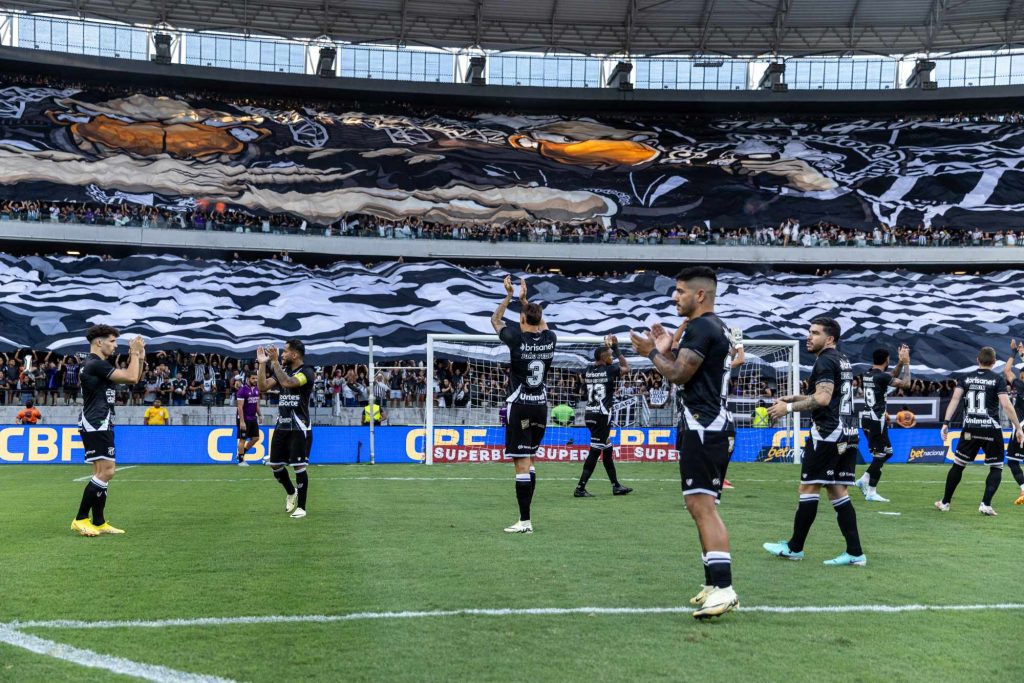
{"left": 294, "top": 372, "right": 308, "bottom": 386}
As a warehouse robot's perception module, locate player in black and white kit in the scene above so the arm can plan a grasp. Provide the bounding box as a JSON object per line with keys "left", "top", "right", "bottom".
{"left": 257, "top": 339, "right": 314, "bottom": 519}
{"left": 491, "top": 276, "right": 556, "bottom": 534}
{"left": 854, "top": 344, "right": 911, "bottom": 503}
{"left": 70, "top": 324, "right": 146, "bottom": 537}
{"left": 1002, "top": 340, "right": 1024, "bottom": 505}
{"left": 631, "top": 266, "right": 738, "bottom": 619}
{"left": 764, "top": 318, "right": 867, "bottom": 567}
{"left": 574, "top": 335, "right": 632, "bottom": 498}
{"left": 937, "top": 345, "right": 1024, "bottom": 516}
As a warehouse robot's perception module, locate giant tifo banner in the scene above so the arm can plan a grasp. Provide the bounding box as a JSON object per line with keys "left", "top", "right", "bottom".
{"left": 0, "top": 425, "right": 1001, "bottom": 465}
{"left": 2, "top": 83, "right": 1024, "bottom": 228}
{"left": 1, "top": 254, "right": 1022, "bottom": 376}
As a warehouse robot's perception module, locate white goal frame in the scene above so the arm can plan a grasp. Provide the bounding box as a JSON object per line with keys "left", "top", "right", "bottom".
{"left": 424, "top": 334, "right": 801, "bottom": 466}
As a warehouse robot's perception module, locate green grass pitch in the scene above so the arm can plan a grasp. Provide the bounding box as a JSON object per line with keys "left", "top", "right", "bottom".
{"left": 1, "top": 462, "right": 1022, "bottom": 682}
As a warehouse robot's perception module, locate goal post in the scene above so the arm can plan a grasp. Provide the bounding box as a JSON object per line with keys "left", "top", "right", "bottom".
{"left": 424, "top": 334, "right": 802, "bottom": 466}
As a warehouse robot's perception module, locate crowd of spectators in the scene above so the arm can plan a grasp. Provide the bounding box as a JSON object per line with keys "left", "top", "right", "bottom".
{"left": 2, "top": 70, "right": 1024, "bottom": 246}
{"left": 0, "top": 348, "right": 961, "bottom": 419}
{"left": 3, "top": 198, "right": 1019, "bottom": 249}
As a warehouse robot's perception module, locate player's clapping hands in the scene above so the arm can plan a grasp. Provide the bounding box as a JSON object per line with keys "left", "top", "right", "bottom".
{"left": 267, "top": 345, "right": 279, "bottom": 362}
{"left": 503, "top": 275, "right": 513, "bottom": 297}
{"left": 898, "top": 344, "right": 910, "bottom": 364}
{"left": 256, "top": 346, "right": 268, "bottom": 363}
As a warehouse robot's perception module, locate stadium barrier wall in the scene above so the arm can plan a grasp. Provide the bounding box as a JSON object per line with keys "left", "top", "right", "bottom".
{"left": 0, "top": 425, "right": 1000, "bottom": 465}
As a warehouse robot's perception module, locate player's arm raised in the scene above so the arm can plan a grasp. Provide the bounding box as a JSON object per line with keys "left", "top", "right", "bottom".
{"left": 256, "top": 346, "right": 277, "bottom": 392}
{"left": 490, "top": 275, "right": 514, "bottom": 334}
{"left": 890, "top": 344, "right": 912, "bottom": 389}
{"left": 940, "top": 386, "right": 964, "bottom": 442}
{"left": 1003, "top": 340, "right": 1018, "bottom": 384}
{"left": 607, "top": 335, "right": 628, "bottom": 373}
{"left": 267, "top": 345, "right": 302, "bottom": 389}
{"left": 631, "top": 323, "right": 701, "bottom": 384}
{"left": 730, "top": 343, "right": 745, "bottom": 369}
{"left": 109, "top": 336, "right": 146, "bottom": 384}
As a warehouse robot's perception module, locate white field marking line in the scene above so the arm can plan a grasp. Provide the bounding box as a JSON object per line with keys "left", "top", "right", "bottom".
{"left": 103, "top": 475, "right": 957, "bottom": 485}
{"left": 0, "top": 624, "right": 239, "bottom": 683}
{"left": 73, "top": 465, "right": 137, "bottom": 482}
{"left": 11, "top": 602, "right": 1024, "bottom": 631}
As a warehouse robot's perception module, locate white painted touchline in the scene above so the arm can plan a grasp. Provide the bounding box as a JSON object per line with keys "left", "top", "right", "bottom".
{"left": 11, "top": 602, "right": 1024, "bottom": 631}
{"left": 73, "top": 465, "right": 137, "bottom": 482}
{"left": 89, "top": 474, "right": 957, "bottom": 485}
{"left": 0, "top": 625, "right": 239, "bottom": 683}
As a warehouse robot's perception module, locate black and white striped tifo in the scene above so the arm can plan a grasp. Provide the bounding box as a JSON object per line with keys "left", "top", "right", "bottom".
{"left": 0, "top": 254, "right": 1019, "bottom": 377}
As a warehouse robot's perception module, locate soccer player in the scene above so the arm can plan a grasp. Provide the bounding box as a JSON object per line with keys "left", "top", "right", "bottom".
{"left": 70, "top": 324, "right": 145, "bottom": 537}
{"left": 763, "top": 317, "right": 866, "bottom": 567}
{"left": 1002, "top": 340, "right": 1024, "bottom": 505}
{"left": 257, "top": 340, "right": 314, "bottom": 519}
{"left": 936, "top": 346, "right": 1024, "bottom": 516}
{"left": 575, "top": 335, "right": 633, "bottom": 497}
{"left": 671, "top": 321, "right": 741, "bottom": 490}
{"left": 854, "top": 344, "right": 911, "bottom": 503}
{"left": 491, "top": 275, "right": 556, "bottom": 534}
{"left": 631, "top": 266, "right": 738, "bottom": 619}
{"left": 235, "top": 373, "right": 263, "bottom": 466}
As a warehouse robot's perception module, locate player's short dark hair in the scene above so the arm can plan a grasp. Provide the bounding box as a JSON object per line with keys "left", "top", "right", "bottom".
{"left": 978, "top": 346, "right": 996, "bottom": 365}
{"left": 872, "top": 348, "right": 890, "bottom": 365}
{"left": 25, "top": 400, "right": 33, "bottom": 408}
{"left": 675, "top": 266, "right": 717, "bottom": 289}
{"left": 594, "top": 346, "right": 611, "bottom": 362}
{"left": 85, "top": 324, "right": 120, "bottom": 342}
{"left": 811, "top": 317, "right": 841, "bottom": 343}
{"left": 523, "top": 302, "right": 543, "bottom": 326}
{"left": 285, "top": 338, "right": 305, "bottom": 359}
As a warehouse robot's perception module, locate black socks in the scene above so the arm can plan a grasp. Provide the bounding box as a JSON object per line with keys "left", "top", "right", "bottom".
{"left": 273, "top": 467, "right": 296, "bottom": 495}
{"left": 788, "top": 493, "right": 819, "bottom": 553}
{"left": 515, "top": 473, "right": 532, "bottom": 521}
{"left": 77, "top": 476, "right": 108, "bottom": 524}
{"left": 578, "top": 448, "right": 601, "bottom": 488}
{"left": 832, "top": 495, "right": 863, "bottom": 557}
{"left": 601, "top": 448, "right": 620, "bottom": 486}
{"left": 295, "top": 469, "right": 309, "bottom": 509}
{"left": 865, "top": 451, "right": 892, "bottom": 487}
{"left": 942, "top": 464, "right": 965, "bottom": 504}
{"left": 982, "top": 466, "right": 1002, "bottom": 506}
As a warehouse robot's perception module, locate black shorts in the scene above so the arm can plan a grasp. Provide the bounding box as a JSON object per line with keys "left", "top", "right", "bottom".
{"left": 954, "top": 427, "right": 1005, "bottom": 466}
{"left": 505, "top": 402, "right": 547, "bottom": 458}
{"left": 1008, "top": 433, "right": 1024, "bottom": 462}
{"left": 237, "top": 418, "right": 260, "bottom": 440}
{"left": 81, "top": 429, "right": 115, "bottom": 463}
{"left": 267, "top": 429, "right": 312, "bottom": 467}
{"left": 801, "top": 435, "right": 858, "bottom": 486}
{"left": 860, "top": 417, "right": 892, "bottom": 456}
{"left": 677, "top": 429, "right": 735, "bottom": 498}
{"left": 585, "top": 412, "right": 612, "bottom": 449}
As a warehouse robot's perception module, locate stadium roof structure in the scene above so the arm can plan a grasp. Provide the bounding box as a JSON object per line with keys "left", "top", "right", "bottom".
{"left": 6, "top": 0, "right": 1024, "bottom": 58}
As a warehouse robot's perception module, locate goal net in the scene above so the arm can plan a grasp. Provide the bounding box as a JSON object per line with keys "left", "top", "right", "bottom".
{"left": 726, "top": 341, "right": 802, "bottom": 464}
{"left": 424, "top": 334, "right": 801, "bottom": 465}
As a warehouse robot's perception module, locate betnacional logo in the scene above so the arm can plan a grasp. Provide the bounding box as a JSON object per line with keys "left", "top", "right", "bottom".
{"left": 908, "top": 446, "right": 947, "bottom": 464}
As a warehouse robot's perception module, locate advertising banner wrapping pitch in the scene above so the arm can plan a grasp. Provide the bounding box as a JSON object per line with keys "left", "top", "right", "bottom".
{"left": 0, "top": 425, "right": 1003, "bottom": 465}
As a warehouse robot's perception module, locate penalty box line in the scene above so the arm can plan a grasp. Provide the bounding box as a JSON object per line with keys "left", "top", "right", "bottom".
{"left": 12, "top": 602, "right": 1024, "bottom": 631}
